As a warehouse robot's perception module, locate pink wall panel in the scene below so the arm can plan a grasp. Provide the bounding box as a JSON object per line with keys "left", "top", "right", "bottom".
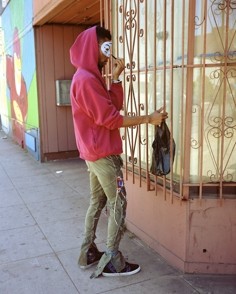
{"left": 42, "top": 25, "right": 58, "bottom": 152}
{"left": 125, "top": 173, "right": 187, "bottom": 272}
{"left": 186, "top": 199, "right": 236, "bottom": 274}
{"left": 125, "top": 171, "right": 236, "bottom": 274}
{"left": 53, "top": 25, "right": 68, "bottom": 152}
{"left": 35, "top": 24, "right": 86, "bottom": 159}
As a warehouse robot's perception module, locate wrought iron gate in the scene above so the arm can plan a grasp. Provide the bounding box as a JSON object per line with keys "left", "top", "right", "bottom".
{"left": 101, "top": 0, "right": 236, "bottom": 199}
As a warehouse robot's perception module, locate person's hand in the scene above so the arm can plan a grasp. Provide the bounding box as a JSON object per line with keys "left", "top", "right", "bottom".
{"left": 112, "top": 58, "right": 125, "bottom": 80}
{"left": 149, "top": 108, "right": 168, "bottom": 125}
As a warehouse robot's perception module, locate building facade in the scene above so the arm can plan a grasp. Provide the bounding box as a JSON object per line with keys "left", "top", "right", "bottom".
{"left": 0, "top": 0, "right": 235, "bottom": 274}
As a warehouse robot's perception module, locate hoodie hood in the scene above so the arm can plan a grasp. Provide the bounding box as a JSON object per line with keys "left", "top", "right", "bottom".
{"left": 70, "top": 26, "right": 100, "bottom": 74}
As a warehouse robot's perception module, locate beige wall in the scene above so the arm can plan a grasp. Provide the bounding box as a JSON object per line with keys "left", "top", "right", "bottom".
{"left": 125, "top": 172, "right": 236, "bottom": 274}
{"left": 35, "top": 25, "right": 85, "bottom": 161}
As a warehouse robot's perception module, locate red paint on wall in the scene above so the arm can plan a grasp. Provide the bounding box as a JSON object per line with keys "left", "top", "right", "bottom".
{"left": 6, "top": 28, "right": 28, "bottom": 147}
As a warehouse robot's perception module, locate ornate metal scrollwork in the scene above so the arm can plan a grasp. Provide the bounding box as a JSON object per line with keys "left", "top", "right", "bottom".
{"left": 193, "top": 1, "right": 236, "bottom": 182}
{"left": 119, "top": 0, "right": 146, "bottom": 166}
{"left": 205, "top": 67, "right": 236, "bottom": 182}
{"left": 210, "top": 0, "right": 236, "bottom": 15}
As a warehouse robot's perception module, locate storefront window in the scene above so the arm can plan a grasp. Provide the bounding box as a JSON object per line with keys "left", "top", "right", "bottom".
{"left": 111, "top": 0, "right": 236, "bottom": 197}
{"left": 191, "top": 1, "right": 236, "bottom": 184}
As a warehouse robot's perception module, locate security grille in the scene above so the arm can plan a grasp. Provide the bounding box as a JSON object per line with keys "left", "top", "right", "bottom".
{"left": 101, "top": 0, "right": 236, "bottom": 199}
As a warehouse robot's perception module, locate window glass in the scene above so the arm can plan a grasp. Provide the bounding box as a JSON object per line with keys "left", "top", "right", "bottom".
{"left": 112, "top": 0, "right": 236, "bottom": 188}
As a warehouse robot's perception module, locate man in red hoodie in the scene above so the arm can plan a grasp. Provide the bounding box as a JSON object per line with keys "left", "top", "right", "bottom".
{"left": 70, "top": 26, "right": 167, "bottom": 278}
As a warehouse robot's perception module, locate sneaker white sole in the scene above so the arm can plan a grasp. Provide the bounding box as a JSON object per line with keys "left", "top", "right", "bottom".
{"left": 102, "top": 266, "right": 141, "bottom": 277}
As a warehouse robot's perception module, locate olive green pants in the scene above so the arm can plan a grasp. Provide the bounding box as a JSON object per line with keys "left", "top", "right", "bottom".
{"left": 78, "top": 155, "right": 127, "bottom": 278}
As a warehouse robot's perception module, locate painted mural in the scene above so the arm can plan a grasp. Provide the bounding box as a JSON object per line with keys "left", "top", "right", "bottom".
{"left": 0, "top": 0, "right": 39, "bottom": 150}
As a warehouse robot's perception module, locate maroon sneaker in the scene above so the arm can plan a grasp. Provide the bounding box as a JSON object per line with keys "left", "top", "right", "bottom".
{"left": 102, "top": 261, "right": 141, "bottom": 277}
{"left": 80, "top": 245, "right": 104, "bottom": 269}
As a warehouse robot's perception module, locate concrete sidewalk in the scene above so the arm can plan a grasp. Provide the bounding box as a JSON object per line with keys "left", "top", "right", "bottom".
{"left": 0, "top": 129, "right": 235, "bottom": 294}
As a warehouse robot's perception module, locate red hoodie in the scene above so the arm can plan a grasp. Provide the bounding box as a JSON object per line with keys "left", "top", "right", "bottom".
{"left": 70, "top": 26, "right": 124, "bottom": 161}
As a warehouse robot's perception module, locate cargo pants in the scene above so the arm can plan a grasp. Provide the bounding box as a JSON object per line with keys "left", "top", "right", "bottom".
{"left": 78, "top": 155, "right": 127, "bottom": 278}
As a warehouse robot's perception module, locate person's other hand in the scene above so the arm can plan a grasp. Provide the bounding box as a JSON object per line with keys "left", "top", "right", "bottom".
{"left": 149, "top": 108, "right": 168, "bottom": 125}
{"left": 112, "top": 58, "right": 125, "bottom": 80}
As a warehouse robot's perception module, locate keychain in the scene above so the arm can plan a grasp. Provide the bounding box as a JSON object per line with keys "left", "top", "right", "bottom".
{"left": 117, "top": 176, "right": 124, "bottom": 191}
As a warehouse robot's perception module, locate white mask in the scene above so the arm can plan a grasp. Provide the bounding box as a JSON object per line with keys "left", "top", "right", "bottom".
{"left": 100, "top": 41, "right": 112, "bottom": 57}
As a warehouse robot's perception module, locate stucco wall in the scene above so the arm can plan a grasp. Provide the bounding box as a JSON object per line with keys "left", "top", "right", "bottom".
{"left": 125, "top": 172, "right": 236, "bottom": 274}
{"left": 125, "top": 172, "right": 188, "bottom": 272}
{"left": 186, "top": 199, "right": 236, "bottom": 274}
